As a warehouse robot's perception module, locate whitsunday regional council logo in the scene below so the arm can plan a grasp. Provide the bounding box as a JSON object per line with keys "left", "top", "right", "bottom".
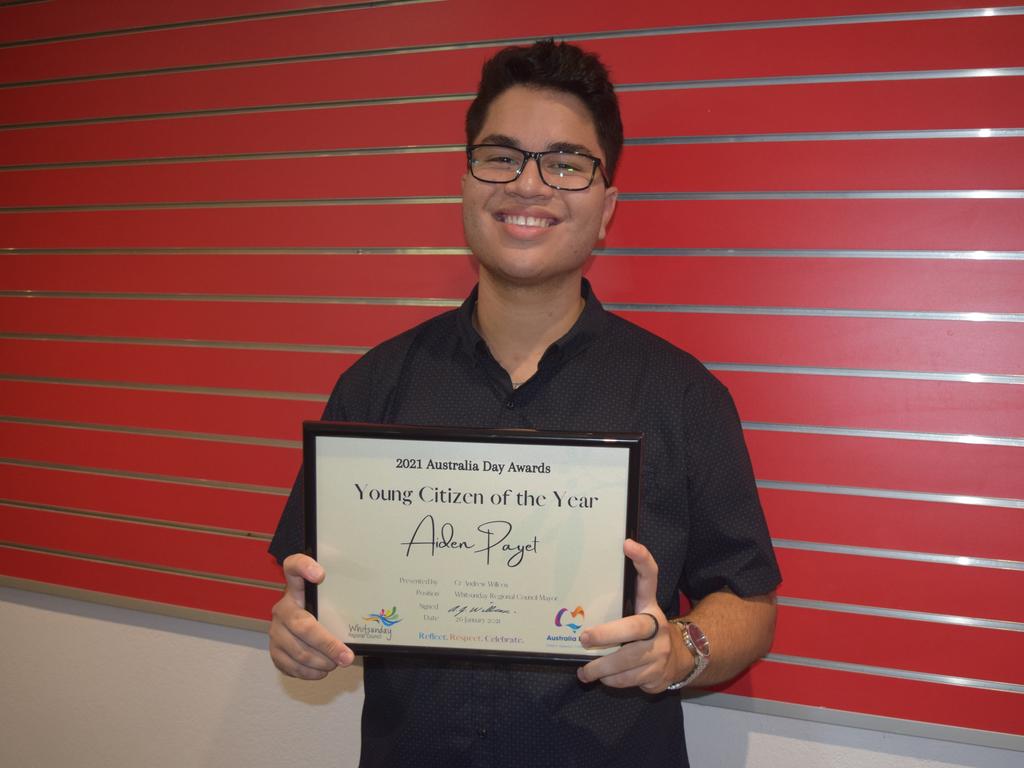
{"left": 364, "top": 606, "right": 402, "bottom": 627}
{"left": 347, "top": 606, "right": 402, "bottom": 641}
{"left": 547, "top": 605, "right": 585, "bottom": 642}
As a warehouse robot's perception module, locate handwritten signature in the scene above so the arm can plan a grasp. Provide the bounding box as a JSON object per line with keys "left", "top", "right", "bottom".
{"left": 400, "top": 514, "right": 539, "bottom": 567}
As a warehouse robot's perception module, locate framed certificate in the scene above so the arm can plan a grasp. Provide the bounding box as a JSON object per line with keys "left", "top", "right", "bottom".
{"left": 304, "top": 421, "right": 641, "bottom": 663}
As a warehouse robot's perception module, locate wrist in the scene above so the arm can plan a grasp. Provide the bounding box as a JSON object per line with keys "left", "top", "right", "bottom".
{"left": 665, "top": 618, "right": 710, "bottom": 690}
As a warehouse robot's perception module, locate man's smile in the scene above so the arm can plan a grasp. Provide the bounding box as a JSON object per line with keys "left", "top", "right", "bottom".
{"left": 495, "top": 212, "right": 558, "bottom": 228}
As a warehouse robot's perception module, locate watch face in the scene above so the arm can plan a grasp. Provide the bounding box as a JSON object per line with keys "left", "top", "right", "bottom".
{"left": 685, "top": 623, "right": 710, "bottom": 657}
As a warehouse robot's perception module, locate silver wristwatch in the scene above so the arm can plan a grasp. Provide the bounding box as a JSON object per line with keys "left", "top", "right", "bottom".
{"left": 665, "top": 619, "right": 711, "bottom": 690}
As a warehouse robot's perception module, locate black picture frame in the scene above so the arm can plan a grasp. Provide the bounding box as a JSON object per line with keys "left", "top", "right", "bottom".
{"left": 303, "top": 421, "right": 641, "bottom": 663}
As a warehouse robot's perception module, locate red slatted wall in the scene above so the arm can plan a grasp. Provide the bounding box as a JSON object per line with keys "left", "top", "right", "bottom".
{"left": 1, "top": 0, "right": 1022, "bottom": 746}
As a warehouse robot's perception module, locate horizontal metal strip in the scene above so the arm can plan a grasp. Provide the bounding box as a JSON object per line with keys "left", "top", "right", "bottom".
{"left": 4, "top": 130, "right": 1024, "bottom": 172}
{"left": 0, "top": 143, "right": 465, "bottom": 172}
{"left": 0, "top": 195, "right": 462, "bottom": 212}
{"left": 0, "top": 331, "right": 368, "bottom": 354}
{"left": 0, "top": 373, "right": 325, "bottom": 401}
{"left": 776, "top": 596, "right": 1024, "bottom": 632}
{"left": 596, "top": 247, "right": 1024, "bottom": 261}
{"left": 765, "top": 652, "right": 1024, "bottom": 694}
{"left": 0, "top": 497, "right": 273, "bottom": 540}
{"left": 0, "top": 457, "right": 289, "bottom": 495}
{"left": 5, "top": 246, "right": 1023, "bottom": 260}
{"left": 619, "top": 68, "right": 1024, "bottom": 94}
{"left": 627, "top": 128, "right": 1024, "bottom": 144}
{"left": 0, "top": 92, "right": 474, "bottom": 131}
{"left": 0, "top": 289, "right": 463, "bottom": 306}
{"left": 757, "top": 479, "right": 1024, "bottom": 509}
{"left": 773, "top": 539, "right": 1024, "bottom": 572}
{"left": 3, "top": 189, "right": 1021, "bottom": 214}
{"left": 708, "top": 362, "right": 1024, "bottom": 385}
{"left": 744, "top": 422, "right": 1024, "bottom": 447}
{"left": 618, "top": 190, "right": 1024, "bottom": 200}
{"left": 4, "top": 331, "right": 1023, "bottom": 384}
{"left": 0, "top": 414, "right": 301, "bottom": 449}
{"left": 6, "top": 68, "right": 1023, "bottom": 131}
{"left": 4, "top": 7, "right": 1023, "bottom": 88}
{"left": 688, "top": 691, "right": 1024, "bottom": 752}
{"left": 0, "top": 246, "right": 475, "bottom": 255}
{"left": 5, "top": 291, "right": 1021, "bottom": 324}
{"left": 0, "top": 541, "right": 281, "bottom": 590}
{"left": 607, "top": 303, "right": 1024, "bottom": 323}
{"left": 0, "top": 577, "right": 271, "bottom": 634}
{"left": 0, "top": 0, "right": 437, "bottom": 50}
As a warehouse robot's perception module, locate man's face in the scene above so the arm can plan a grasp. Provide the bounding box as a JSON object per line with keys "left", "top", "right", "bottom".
{"left": 461, "top": 85, "right": 618, "bottom": 288}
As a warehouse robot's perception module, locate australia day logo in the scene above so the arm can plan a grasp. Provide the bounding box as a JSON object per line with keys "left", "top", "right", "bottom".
{"left": 554, "top": 606, "right": 585, "bottom": 632}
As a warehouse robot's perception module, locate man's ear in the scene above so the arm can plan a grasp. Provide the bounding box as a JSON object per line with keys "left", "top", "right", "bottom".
{"left": 598, "top": 186, "right": 618, "bottom": 240}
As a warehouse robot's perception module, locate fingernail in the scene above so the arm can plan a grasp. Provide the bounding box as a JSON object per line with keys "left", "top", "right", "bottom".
{"left": 579, "top": 631, "right": 590, "bottom": 647}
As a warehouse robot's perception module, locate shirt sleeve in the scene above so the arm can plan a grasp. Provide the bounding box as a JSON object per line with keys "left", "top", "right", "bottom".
{"left": 677, "top": 377, "right": 782, "bottom": 600}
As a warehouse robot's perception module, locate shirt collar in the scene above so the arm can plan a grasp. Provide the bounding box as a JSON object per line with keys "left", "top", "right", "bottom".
{"left": 454, "top": 278, "right": 607, "bottom": 364}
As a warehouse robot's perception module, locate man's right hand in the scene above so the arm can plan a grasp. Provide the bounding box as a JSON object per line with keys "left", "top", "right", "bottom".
{"left": 268, "top": 553, "right": 355, "bottom": 679}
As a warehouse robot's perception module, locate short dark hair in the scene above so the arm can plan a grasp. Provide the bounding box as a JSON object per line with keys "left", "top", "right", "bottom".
{"left": 465, "top": 40, "right": 624, "bottom": 182}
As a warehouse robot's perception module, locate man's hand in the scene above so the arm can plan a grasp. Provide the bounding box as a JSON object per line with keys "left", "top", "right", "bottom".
{"left": 575, "top": 539, "right": 688, "bottom": 693}
{"left": 268, "top": 553, "right": 355, "bottom": 679}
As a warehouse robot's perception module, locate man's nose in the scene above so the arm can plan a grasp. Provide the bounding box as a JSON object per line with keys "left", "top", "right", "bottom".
{"left": 507, "top": 156, "right": 552, "bottom": 196}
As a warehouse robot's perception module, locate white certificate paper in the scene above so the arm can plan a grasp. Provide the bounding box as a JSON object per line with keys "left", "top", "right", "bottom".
{"left": 305, "top": 423, "right": 640, "bottom": 662}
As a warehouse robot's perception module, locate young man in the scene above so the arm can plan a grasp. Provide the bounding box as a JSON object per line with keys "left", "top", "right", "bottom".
{"left": 269, "top": 41, "right": 780, "bottom": 766}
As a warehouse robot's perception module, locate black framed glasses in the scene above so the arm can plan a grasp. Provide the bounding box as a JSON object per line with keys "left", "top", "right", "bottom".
{"left": 467, "top": 144, "right": 609, "bottom": 191}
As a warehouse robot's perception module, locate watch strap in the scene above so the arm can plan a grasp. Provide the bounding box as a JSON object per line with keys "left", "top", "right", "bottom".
{"left": 665, "top": 619, "right": 710, "bottom": 691}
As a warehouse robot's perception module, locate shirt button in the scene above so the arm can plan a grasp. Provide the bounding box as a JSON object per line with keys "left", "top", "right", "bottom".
{"left": 477, "top": 727, "right": 488, "bottom": 737}
{"left": 505, "top": 400, "right": 515, "bottom": 409}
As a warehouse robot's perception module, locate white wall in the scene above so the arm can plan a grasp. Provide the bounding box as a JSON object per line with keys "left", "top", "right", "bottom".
{"left": 1, "top": 587, "right": 1018, "bottom": 768}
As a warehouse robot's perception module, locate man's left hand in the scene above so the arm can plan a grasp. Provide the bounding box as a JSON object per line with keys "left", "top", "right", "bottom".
{"left": 576, "top": 539, "right": 688, "bottom": 693}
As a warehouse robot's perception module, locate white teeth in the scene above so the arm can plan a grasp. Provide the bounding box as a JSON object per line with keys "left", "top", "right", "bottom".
{"left": 501, "top": 214, "right": 553, "bottom": 228}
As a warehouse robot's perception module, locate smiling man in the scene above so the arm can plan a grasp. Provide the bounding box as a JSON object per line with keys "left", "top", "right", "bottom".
{"left": 269, "top": 40, "right": 780, "bottom": 767}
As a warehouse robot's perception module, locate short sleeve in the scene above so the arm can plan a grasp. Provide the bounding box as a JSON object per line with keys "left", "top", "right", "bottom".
{"left": 678, "top": 378, "right": 781, "bottom": 600}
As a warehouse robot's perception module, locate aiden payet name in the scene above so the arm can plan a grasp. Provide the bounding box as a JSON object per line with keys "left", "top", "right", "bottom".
{"left": 400, "top": 514, "right": 539, "bottom": 567}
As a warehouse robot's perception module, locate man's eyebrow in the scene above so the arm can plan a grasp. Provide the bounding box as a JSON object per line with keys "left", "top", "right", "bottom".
{"left": 477, "top": 133, "right": 520, "bottom": 147}
{"left": 474, "top": 135, "right": 599, "bottom": 157}
{"left": 546, "top": 141, "right": 598, "bottom": 156}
